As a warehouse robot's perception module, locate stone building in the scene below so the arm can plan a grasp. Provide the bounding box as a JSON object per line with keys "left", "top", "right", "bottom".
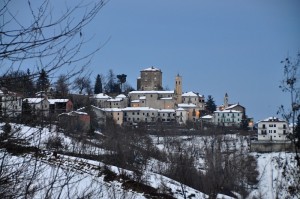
{"left": 137, "top": 67, "right": 162, "bottom": 91}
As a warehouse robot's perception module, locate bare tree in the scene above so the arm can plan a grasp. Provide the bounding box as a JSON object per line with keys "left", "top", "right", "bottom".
{"left": 0, "top": 0, "right": 107, "bottom": 197}
{"left": 279, "top": 53, "right": 300, "bottom": 163}
{"left": 0, "top": 0, "right": 107, "bottom": 83}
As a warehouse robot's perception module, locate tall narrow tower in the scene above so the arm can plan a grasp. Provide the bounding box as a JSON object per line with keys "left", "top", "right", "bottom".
{"left": 224, "top": 93, "right": 229, "bottom": 108}
{"left": 175, "top": 74, "right": 182, "bottom": 104}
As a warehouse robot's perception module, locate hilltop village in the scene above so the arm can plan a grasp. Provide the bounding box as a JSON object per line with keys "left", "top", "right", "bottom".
{"left": 0, "top": 66, "right": 291, "bottom": 142}
{"left": 91, "top": 67, "right": 247, "bottom": 127}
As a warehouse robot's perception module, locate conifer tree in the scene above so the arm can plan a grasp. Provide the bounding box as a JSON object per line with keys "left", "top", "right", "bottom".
{"left": 205, "top": 95, "right": 217, "bottom": 114}
{"left": 36, "top": 69, "right": 50, "bottom": 94}
{"left": 94, "top": 74, "right": 102, "bottom": 94}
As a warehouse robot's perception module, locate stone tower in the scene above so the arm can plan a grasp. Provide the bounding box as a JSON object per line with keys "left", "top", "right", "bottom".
{"left": 224, "top": 93, "right": 229, "bottom": 108}
{"left": 175, "top": 74, "right": 182, "bottom": 104}
{"left": 137, "top": 66, "right": 162, "bottom": 91}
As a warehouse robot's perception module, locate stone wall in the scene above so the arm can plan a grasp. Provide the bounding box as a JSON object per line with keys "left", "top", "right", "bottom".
{"left": 250, "top": 141, "right": 294, "bottom": 152}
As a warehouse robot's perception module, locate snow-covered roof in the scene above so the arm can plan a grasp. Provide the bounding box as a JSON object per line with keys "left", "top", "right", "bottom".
{"left": 225, "top": 103, "right": 244, "bottom": 110}
{"left": 178, "top": 103, "right": 197, "bottom": 108}
{"left": 201, "top": 115, "right": 213, "bottom": 119}
{"left": 182, "top": 91, "right": 203, "bottom": 97}
{"left": 107, "top": 98, "right": 122, "bottom": 102}
{"left": 158, "top": 109, "right": 175, "bottom": 113}
{"left": 131, "top": 100, "right": 140, "bottom": 103}
{"left": 48, "top": 99, "right": 69, "bottom": 104}
{"left": 139, "top": 96, "right": 146, "bottom": 100}
{"left": 142, "top": 66, "right": 161, "bottom": 72}
{"left": 214, "top": 110, "right": 241, "bottom": 113}
{"left": 93, "top": 93, "right": 111, "bottom": 99}
{"left": 129, "top": 90, "right": 174, "bottom": 94}
{"left": 23, "top": 98, "right": 45, "bottom": 104}
{"left": 60, "top": 111, "right": 88, "bottom": 116}
{"left": 176, "top": 108, "right": 186, "bottom": 111}
{"left": 260, "top": 117, "right": 286, "bottom": 123}
{"left": 116, "top": 94, "right": 127, "bottom": 99}
{"left": 160, "top": 97, "right": 173, "bottom": 100}
{"left": 122, "top": 107, "right": 157, "bottom": 111}
{"left": 101, "top": 108, "right": 123, "bottom": 112}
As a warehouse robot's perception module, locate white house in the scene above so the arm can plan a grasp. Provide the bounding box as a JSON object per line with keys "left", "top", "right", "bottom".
{"left": 91, "top": 93, "right": 112, "bottom": 108}
{"left": 257, "top": 117, "right": 289, "bottom": 141}
{"left": 181, "top": 91, "right": 205, "bottom": 110}
{"left": 158, "top": 109, "right": 176, "bottom": 122}
{"left": 178, "top": 103, "right": 200, "bottom": 122}
{"left": 176, "top": 108, "right": 188, "bottom": 125}
{"left": 213, "top": 110, "right": 242, "bottom": 127}
{"left": 23, "top": 97, "right": 50, "bottom": 116}
{"left": 123, "top": 107, "right": 158, "bottom": 124}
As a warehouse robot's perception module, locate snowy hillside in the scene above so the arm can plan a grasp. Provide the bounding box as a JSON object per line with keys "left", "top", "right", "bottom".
{"left": 0, "top": 123, "right": 299, "bottom": 198}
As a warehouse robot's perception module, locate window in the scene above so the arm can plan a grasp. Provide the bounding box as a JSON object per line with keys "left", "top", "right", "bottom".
{"left": 269, "top": 130, "right": 272, "bottom": 133}
{"left": 150, "top": 95, "right": 153, "bottom": 97}
{"left": 274, "top": 130, "right": 276, "bottom": 133}
{"left": 133, "top": 112, "right": 135, "bottom": 115}
{"left": 137, "top": 112, "right": 140, "bottom": 115}
{"left": 118, "top": 113, "right": 119, "bottom": 115}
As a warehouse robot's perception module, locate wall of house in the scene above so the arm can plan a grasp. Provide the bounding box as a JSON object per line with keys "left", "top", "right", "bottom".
{"left": 257, "top": 121, "right": 288, "bottom": 141}
{"left": 213, "top": 111, "right": 242, "bottom": 126}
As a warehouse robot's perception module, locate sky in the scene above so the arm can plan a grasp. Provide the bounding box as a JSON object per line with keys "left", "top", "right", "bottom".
{"left": 5, "top": 0, "right": 300, "bottom": 121}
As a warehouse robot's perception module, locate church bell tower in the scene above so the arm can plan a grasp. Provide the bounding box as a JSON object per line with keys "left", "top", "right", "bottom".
{"left": 175, "top": 74, "right": 182, "bottom": 104}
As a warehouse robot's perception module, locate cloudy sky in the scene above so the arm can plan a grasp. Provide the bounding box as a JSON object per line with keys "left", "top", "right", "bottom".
{"left": 8, "top": 0, "right": 300, "bottom": 121}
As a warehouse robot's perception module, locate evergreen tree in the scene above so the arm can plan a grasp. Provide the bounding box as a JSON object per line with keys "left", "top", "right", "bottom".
{"left": 94, "top": 74, "right": 102, "bottom": 94}
{"left": 36, "top": 69, "right": 50, "bottom": 93}
{"left": 205, "top": 95, "right": 217, "bottom": 114}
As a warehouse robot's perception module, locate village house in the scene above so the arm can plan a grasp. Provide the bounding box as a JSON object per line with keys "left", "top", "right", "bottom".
{"left": 23, "top": 97, "right": 50, "bottom": 117}
{"left": 257, "top": 117, "right": 289, "bottom": 141}
{"left": 123, "top": 107, "right": 158, "bottom": 125}
{"left": 175, "top": 108, "right": 188, "bottom": 125}
{"left": 181, "top": 91, "right": 205, "bottom": 110}
{"left": 0, "top": 88, "right": 22, "bottom": 118}
{"left": 58, "top": 111, "right": 91, "bottom": 133}
{"left": 48, "top": 99, "right": 73, "bottom": 114}
{"left": 213, "top": 109, "right": 242, "bottom": 127}
{"left": 91, "top": 93, "right": 112, "bottom": 108}
{"left": 128, "top": 90, "right": 175, "bottom": 109}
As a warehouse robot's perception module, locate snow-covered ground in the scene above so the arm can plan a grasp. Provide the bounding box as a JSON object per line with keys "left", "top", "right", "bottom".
{"left": 1, "top": 123, "right": 298, "bottom": 198}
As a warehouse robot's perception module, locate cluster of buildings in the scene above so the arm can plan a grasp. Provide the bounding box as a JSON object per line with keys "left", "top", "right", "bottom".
{"left": 0, "top": 66, "right": 292, "bottom": 142}
{"left": 90, "top": 67, "right": 247, "bottom": 128}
